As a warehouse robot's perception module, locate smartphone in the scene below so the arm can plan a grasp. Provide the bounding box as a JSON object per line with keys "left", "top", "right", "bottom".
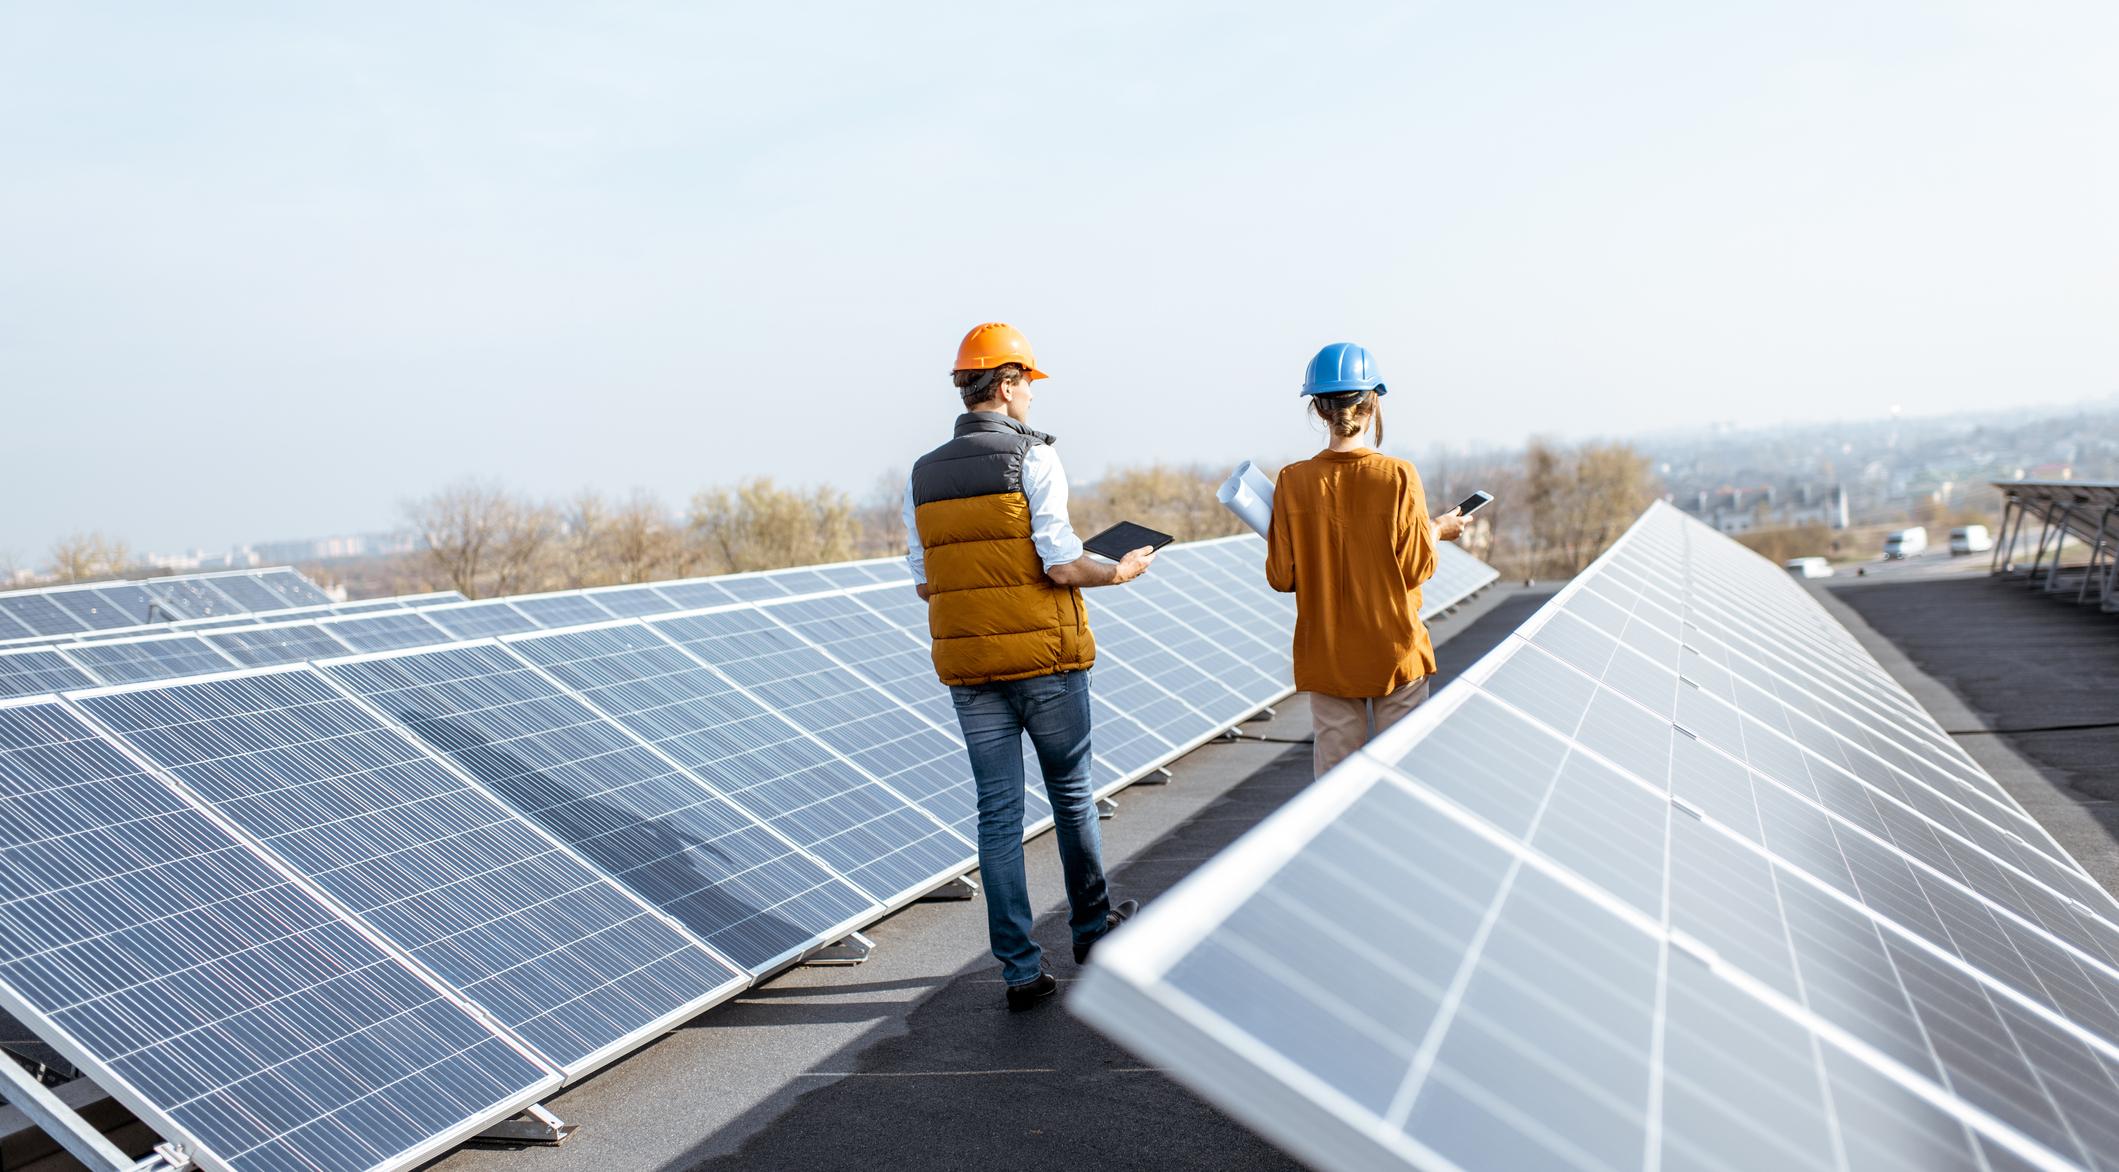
{"left": 1454, "top": 490, "right": 1495, "bottom": 517}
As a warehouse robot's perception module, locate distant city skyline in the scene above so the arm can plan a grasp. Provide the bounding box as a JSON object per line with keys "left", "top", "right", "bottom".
{"left": 5, "top": 3, "right": 2114, "bottom": 561}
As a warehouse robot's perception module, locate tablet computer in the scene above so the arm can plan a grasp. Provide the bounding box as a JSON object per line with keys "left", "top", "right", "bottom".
{"left": 1083, "top": 521, "right": 1176, "bottom": 562}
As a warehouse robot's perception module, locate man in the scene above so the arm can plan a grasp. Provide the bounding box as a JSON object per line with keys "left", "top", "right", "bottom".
{"left": 903, "top": 322, "right": 1156, "bottom": 1010}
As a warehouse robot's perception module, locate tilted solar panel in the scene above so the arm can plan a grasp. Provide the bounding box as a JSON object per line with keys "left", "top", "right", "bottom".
{"left": 1076, "top": 502, "right": 2119, "bottom": 1172}
{"left": 144, "top": 577, "right": 242, "bottom": 620}
{"left": 654, "top": 580, "right": 739, "bottom": 609}
{"left": 59, "top": 634, "right": 235, "bottom": 685}
{"left": 579, "top": 586, "right": 683, "bottom": 618}
{"left": 323, "top": 639, "right": 879, "bottom": 974}
{"left": 749, "top": 594, "right": 1007, "bottom": 837}
{"left": 639, "top": 609, "right": 977, "bottom": 903}
{"left": 322, "top": 612, "right": 456, "bottom": 653}
{"left": 510, "top": 593, "right": 616, "bottom": 628}
{"left": 0, "top": 594, "right": 88, "bottom": 638}
{"left": 0, "top": 699, "right": 555, "bottom": 1172}
{"left": 422, "top": 600, "right": 542, "bottom": 640}
{"left": 39, "top": 588, "right": 135, "bottom": 631}
{"left": 255, "top": 568, "right": 335, "bottom": 608}
{"left": 0, "top": 650, "right": 95, "bottom": 700}
{"left": 207, "top": 622, "right": 358, "bottom": 667}
{"left": 74, "top": 668, "right": 742, "bottom": 1075}
{"left": 202, "top": 573, "right": 298, "bottom": 614}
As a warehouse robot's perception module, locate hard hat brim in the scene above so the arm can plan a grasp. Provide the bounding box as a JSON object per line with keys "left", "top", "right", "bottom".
{"left": 1299, "top": 381, "right": 1386, "bottom": 396}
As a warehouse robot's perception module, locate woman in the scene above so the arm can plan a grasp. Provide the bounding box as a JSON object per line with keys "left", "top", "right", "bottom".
{"left": 1266, "top": 341, "right": 1467, "bottom": 777}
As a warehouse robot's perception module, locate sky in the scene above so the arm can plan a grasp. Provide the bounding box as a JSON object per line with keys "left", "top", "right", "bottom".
{"left": 3, "top": 1, "right": 2115, "bottom": 560}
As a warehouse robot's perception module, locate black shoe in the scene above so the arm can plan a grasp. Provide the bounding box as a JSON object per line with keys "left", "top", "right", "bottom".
{"left": 1006, "top": 970, "right": 1058, "bottom": 1011}
{"left": 1074, "top": 899, "right": 1139, "bottom": 965}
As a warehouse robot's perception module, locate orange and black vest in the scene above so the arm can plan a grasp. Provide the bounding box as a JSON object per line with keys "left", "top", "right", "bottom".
{"left": 912, "top": 413, "right": 1096, "bottom": 686}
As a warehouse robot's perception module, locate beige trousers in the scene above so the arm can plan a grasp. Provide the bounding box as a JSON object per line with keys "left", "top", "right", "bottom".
{"left": 1310, "top": 677, "right": 1432, "bottom": 778}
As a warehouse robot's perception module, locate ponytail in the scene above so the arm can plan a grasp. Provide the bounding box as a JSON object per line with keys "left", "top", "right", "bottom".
{"left": 1310, "top": 391, "right": 1383, "bottom": 448}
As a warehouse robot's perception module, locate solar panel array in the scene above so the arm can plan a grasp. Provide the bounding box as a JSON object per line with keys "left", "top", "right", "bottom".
{"left": 0, "top": 535, "right": 1497, "bottom": 1171}
{"left": 1075, "top": 502, "right": 2119, "bottom": 1172}
{"left": 0, "top": 568, "right": 340, "bottom": 642}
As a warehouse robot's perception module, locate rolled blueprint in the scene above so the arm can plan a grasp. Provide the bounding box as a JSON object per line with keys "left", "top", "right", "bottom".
{"left": 1217, "top": 460, "right": 1275, "bottom": 537}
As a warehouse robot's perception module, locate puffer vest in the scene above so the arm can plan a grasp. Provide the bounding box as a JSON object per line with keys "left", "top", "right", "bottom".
{"left": 912, "top": 413, "right": 1096, "bottom": 686}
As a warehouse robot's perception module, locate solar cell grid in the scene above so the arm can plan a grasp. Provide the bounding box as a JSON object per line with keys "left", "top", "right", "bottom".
{"left": 510, "top": 594, "right": 615, "bottom": 629}
{"left": 0, "top": 650, "right": 95, "bottom": 699}
{"left": 709, "top": 575, "right": 792, "bottom": 602}
{"left": 1077, "top": 503, "right": 2119, "bottom": 1172}
{"left": 324, "top": 639, "right": 879, "bottom": 973}
{"left": 423, "top": 601, "right": 542, "bottom": 640}
{"left": 0, "top": 611, "right": 33, "bottom": 640}
{"left": 74, "top": 668, "right": 739, "bottom": 1074}
{"left": 203, "top": 573, "right": 298, "bottom": 614}
{"left": 644, "top": 609, "right": 976, "bottom": 901}
{"left": 42, "top": 588, "right": 135, "bottom": 631}
{"left": 323, "top": 612, "right": 455, "bottom": 653}
{"left": 59, "top": 635, "right": 235, "bottom": 685}
{"left": 206, "top": 622, "right": 355, "bottom": 667}
{"left": 255, "top": 569, "right": 335, "bottom": 608}
{"left": 653, "top": 580, "right": 738, "bottom": 609}
{"left": 753, "top": 595, "right": 1000, "bottom": 836}
{"left": 1082, "top": 591, "right": 1253, "bottom": 725}
{"left": 0, "top": 594, "right": 88, "bottom": 638}
{"left": 145, "top": 578, "right": 242, "bottom": 620}
{"left": 0, "top": 699, "right": 555, "bottom": 1172}
{"left": 580, "top": 586, "right": 682, "bottom": 618}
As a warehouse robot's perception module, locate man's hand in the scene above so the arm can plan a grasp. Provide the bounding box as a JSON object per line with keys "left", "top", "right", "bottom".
{"left": 1433, "top": 508, "right": 1468, "bottom": 543}
{"left": 1115, "top": 545, "right": 1157, "bottom": 584}
{"left": 1047, "top": 545, "right": 1157, "bottom": 588}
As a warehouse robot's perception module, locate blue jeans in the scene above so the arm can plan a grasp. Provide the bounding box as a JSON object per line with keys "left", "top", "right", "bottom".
{"left": 950, "top": 669, "right": 1111, "bottom": 986}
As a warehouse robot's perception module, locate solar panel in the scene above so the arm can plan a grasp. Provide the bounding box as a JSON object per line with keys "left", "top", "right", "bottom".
{"left": 74, "top": 668, "right": 743, "bottom": 1074}
{"left": 748, "top": 594, "right": 1005, "bottom": 837}
{"left": 578, "top": 586, "right": 682, "bottom": 618}
{"left": 1427, "top": 541, "right": 1502, "bottom": 612}
{"left": 1075, "top": 502, "right": 2119, "bottom": 1172}
{"left": 59, "top": 634, "right": 235, "bottom": 685}
{"left": 170, "top": 614, "right": 264, "bottom": 633}
{"left": 0, "top": 698, "right": 555, "bottom": 1172}
{"left": 328, "top": 600, "right": 412, "bottom": 616}
{"left": 0, "top": 650, "right": 95, "bottom": 699}
{"left": 327, "top": 638, "right": 880, "bottom": 973}
{"left": 510, "top": 593, "right": 616, "bottom": 628}
{"left": 322, "top": 611, "right": 455, "bottom": 652}
{"left": 654, "top": 580, "right": 739, "bottom": 609}
{"left": 206, "top": 622, "right": 356, "bottom": 667}
{"left": 0, "top": 594, "right": 88, "bottom": 637}
{"left": 201, "top": 573, "right": 297, "bottom": 614}
{"left": 561, "top": 610, "right": 975, "bottom": 903}
{"left": 255, "top": 568, "right": 335, "bottom": 608}
{"left": 81, "top": 583, "right": 163, "bottom": 627}
{"left": 1083, "top": 588, "right": 1255, "bottom": 726}
{"left": 144, "top": 577, "right": 243, "bottom": 620}
{"left": 423, "top": 600, "right": 542, "bottom": 640}
{"left": 39, "top": 587, "right": 136, "bottom": 631}
{"left": 708, "top": 575, "right": 792, "bottom": 602}
{"left": 758, "top": 567, "right": 838, "bottom": 596}
{"left": 0, "top": 609, "right": 35, "bottom": 640}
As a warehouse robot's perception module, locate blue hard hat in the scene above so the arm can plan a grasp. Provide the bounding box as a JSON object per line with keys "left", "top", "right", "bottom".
{"left": 1300, "top": 342, "right": 1386, "bottom": 396}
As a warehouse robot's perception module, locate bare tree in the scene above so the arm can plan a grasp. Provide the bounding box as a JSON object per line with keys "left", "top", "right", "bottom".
{"left": 402, "top": 480, "right": 554, "bottom": 598}
{"left": 687, "top": 478, "right": 856, "bottom": 573}
{"left": 1073, "top": 463, "right": 1250, "bottom": 544}
{"left": 603, "top": 491, "right": 684, "bottom": 583}
{"left": 46, "top": 532, "right": 133, "bottom": 583}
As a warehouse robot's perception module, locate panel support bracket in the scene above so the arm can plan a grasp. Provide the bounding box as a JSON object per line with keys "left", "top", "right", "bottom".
{"left": 0, "top": 1056, "right": 181, "bottom": 1171}
{"left": 1096, "top": 796, "right": 1118, "bottom": 819}
{"left": 1132, "top": 767, "right": 1173, "bottom": 787}
{"left": 802, "top": 930, "right": 875, "bottom": 966}
{"left": 476, "top": 1103, "right": 579, "bottom": 1146}
{"left": 919, "top": 874, "right": 979, "bottom": 902}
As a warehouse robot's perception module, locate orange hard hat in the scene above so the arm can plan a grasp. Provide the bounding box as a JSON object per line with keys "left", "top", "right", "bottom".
{"left": 953, "top": 322, "right": 1049, "bottom": 380}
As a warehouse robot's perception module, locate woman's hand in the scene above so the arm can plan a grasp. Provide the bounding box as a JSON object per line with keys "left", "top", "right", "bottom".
{"left": 1432, "top": 508, "right": 1468, "bottom": 543}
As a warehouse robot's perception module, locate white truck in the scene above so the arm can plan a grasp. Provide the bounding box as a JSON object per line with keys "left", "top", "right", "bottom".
{"left": 1949, "top": 524, "right": 1993, "bottom": 555}
{"left": 1784, "top": 557, "right": 1835, "bottom": 579}
{"left": 1883, "top": 526, "right": 1928, "bottom": 560}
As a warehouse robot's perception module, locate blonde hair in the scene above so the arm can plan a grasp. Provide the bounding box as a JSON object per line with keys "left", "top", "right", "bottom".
{"left": 1310, "top": 390, "right": 1383, "bottom": 447}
